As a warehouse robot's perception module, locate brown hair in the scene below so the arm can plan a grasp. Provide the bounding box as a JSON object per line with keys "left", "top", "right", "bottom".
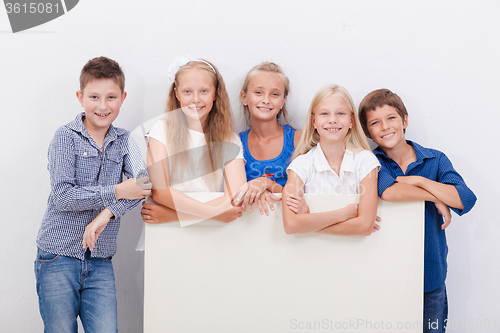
{"left": 165, "top": 59, "right": 234, "bottom": 189}
{"left": 241, "top": 62, "right": 290, "bottom": 128}
{"left": 358, "top": 88, "right": 408, "bottom": 137}
{"left": 80, "top": 56, "right": 125, "bottom": 93}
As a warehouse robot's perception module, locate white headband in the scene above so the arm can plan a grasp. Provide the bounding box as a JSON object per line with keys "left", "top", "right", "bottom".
{"left": 166, "top": 55, "right": 216, "bottom": 82}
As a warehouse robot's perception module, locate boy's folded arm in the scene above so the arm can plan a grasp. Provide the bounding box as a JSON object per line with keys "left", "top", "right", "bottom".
{"left": 397, "top": 176, "right": 464, "bottom": 210}
{"left": 378, "top": 167, "right": 438, "bottom": 202}
{"left": 381, "top": 182, "right": 438, "bottom": 202}
{"left": 435, "top": 153, "right": 476, "bottom": 215}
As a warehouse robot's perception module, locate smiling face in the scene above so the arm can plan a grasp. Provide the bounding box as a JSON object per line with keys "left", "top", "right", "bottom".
{"left": 365, "top": 104, "right": 408, "bottom": 150}
{"left": 312, "top": 94, "right": 353, "bottom": 144}
{"left": 77, "top": 78, "right": 126, "bottom": 134}
{"left": 240, "top": 72, "right": 286, "bottom": 123}
{"left": 174, "top": 68, "right": 216, "bottom": 130}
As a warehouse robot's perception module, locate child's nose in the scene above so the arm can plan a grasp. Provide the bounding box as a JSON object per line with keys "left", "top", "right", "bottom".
{"left": 193, "top": 92, "right": 201, "bottom": 102}
{"left": 99, "top": 99, "right": 107, "bottom": 110}
{"left": 262, "top": 93, "right": 270, "bottom": 104}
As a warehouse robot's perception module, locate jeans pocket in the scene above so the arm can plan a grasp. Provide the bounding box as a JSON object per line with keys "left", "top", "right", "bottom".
{"left": 36, "top": 248, "right": 61, "bottom": 263}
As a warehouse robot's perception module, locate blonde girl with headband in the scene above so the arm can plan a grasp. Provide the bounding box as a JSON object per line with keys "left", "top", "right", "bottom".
{"left": 141, "top": 57, "right": 246, "bottom": 224}
{"left": 282, "top": 84, "right": 381, "bottom": 235}
{"left": 236, "top": 62, "right": 302, "bottom": 215}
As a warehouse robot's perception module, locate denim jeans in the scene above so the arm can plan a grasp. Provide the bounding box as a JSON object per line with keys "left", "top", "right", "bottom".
{"left": 423, "top": 283, "right": 448, "bottom": 333}
{"left": 34, "top": 248, "right": 118, "bottom": 333}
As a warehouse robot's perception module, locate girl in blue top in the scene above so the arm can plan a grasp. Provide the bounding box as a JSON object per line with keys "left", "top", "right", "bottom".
{"left": 237, "top": 62, "right": 302, "bottom": 215}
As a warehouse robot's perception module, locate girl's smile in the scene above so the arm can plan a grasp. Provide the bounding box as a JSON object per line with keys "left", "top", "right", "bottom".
{"left": 312, "top": 94, "right": 352, "bottom": 144}
{"left": 174, "top": 68, "right": 216, "bottom": 131}
{"left": 241, "top": 72, "right": 286, "bottom": 122}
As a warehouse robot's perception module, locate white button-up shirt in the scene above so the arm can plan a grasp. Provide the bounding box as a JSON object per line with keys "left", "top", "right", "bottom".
{"left": 287, "top": 143, "right": 380, "bottom": 194}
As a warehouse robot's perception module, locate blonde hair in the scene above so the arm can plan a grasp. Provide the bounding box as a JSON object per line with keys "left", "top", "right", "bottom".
{"left": 241, "top": 62, "right": 290, "bottom": 128}
{"left": 164, "top": 60, "right": 233, "bottom": 190}
{"left": 293, "top": 84, "right": 370, "bottom": 160}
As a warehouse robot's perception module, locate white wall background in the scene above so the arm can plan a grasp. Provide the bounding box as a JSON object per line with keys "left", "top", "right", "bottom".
{"left": 0, "top": 0, "right": 498, "bottom": 332}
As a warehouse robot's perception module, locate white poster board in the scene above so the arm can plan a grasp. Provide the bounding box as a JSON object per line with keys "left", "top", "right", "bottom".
{"left": 144, "top": 194, "right": 424, "bottom": 333}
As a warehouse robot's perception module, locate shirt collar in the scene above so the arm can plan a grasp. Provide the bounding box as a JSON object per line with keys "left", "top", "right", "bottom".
{"left": 374, "top": 140, "right": 435, "bottom": 162}
{"left": 66, "top": 112, "right": 126, "bottom": 141}
{"left": 312, "top": 142, "right": 355, "bottom": 174}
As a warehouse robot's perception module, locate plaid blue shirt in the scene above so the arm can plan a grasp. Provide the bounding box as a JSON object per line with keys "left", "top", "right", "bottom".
{"left": 374, "top": 140, "right": 476, "bottom": 292}
{"left": 36, "top": 113, "right": 147, "bottom": 260}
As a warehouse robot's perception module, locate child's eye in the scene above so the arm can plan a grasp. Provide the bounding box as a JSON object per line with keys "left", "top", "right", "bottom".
{"left": 184, "top": 90, "right": 191, "bottom": 94}
{"left": 388, "top": 116, "right": 396, "bottom": 120}
{"left": 201, "top": 89, "right": 208, "bottom": 94}
{"left": 338, "top": 112, "right": 345, "bottom": 116}
{"left": 254, "top": 91, "right": 262, "bottom": 95}
{"left": 90, "top": 96, "right": 98, "bottom": 100}
{"left": 370, "top": 121, "right": 378, "bottom": 126}
{"left": 108, "top": 96, "right": 116, "bottom": 100}
{"left": 272, "top": 93, "right": 280, "bottom": 97}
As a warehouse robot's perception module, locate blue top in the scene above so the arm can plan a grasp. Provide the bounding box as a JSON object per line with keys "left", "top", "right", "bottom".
{"left": 239, "top": 124, "right": 296, "bottom": 187}
{"left": 36, "top": 113, "right": 147, "bottom": 260}
{"left": 374, "top": 140, "right": 476, "bottom": 292}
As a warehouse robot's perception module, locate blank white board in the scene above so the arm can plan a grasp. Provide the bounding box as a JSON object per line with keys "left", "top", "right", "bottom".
{"left": 144, "top": 194, "right": 424, "bottom": 333}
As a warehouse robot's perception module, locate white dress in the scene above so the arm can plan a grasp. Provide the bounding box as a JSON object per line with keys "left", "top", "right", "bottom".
{"left": 147, "top": 117, "right": 244, "bottom": 192}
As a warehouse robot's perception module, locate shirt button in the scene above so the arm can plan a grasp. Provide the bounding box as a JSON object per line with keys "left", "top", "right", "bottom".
{"left": 83, "top": 152, "right": 87, "bottom": 157}
{"left": 113, "top": 200, "right": 117, "bottom": 204}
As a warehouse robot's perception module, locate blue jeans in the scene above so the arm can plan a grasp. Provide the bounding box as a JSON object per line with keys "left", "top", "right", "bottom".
{"left": 424, "top": 283, "right": 448, "bottom": 333}
{"left": 34, "top": 248, "right": 118, "bottom": 333}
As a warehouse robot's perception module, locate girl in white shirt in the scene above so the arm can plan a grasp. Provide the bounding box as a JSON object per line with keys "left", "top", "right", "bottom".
{"left": 283, "top": 84, "right": 380, "bottom": 235}
{"left": 142, "top": 57, "right": 246, "bottom": 223}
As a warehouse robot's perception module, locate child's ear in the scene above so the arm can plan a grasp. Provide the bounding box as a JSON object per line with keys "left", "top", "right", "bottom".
{"left": 240, "top": 91, "right": 247, "bottom": 106}
{"left": 403, "top": 115, "right": 409, "bottom": 130}
{"left": 312, "top": 116, "right": 316, "bottom": 129}
{"left": 76, "top": 90, "right": 84, "bottom": 107}
{"left": 281, "top": 95, "right": 287, "bottom": 110}
{"left": 350, "top": 114, "right": 354, "bottom": 129}
{"left": 120, "top": 91, "right": 127, "bottom": 104}
{"left": 174, "top": 87, "right": 179, "bottom": 101}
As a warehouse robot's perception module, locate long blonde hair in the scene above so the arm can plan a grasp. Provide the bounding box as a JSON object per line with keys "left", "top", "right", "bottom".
{"left": 164, "top": 60, "right": 234, "bottom": 190}
{"left": 293, "top": 84, "right": 370, "bottom": 160}
{"left": 240, "top": 62, "right": 290, "bottom": 128}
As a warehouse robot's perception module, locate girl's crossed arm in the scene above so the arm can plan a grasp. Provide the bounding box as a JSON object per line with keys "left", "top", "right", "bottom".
{"left": 282, "top": 170, "right": 358, "bottom": 234}
{"left": 317, "top": 168, "right": 379, "bottom": 236}
{"left": 146, "top": 138, "right": 246, "bottom": 223}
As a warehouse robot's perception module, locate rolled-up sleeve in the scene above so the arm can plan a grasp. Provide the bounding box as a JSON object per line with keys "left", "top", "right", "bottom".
{"left": 437, "top": 153, "right": 477, "bottom": 215}
{"left": 376, "top": 165, "right": 397, "bottom": 197}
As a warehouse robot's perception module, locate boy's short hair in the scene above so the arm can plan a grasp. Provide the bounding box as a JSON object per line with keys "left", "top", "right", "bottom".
{"left": 358, "top": 88, "right": 408, "bottom": 137}
{"left": 80, "top": 56, "right": 125, "bottom": 93}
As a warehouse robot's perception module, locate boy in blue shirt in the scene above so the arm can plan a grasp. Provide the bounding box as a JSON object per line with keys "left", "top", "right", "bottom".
{"left": 35, "top": 56, "right": 151, "bottom": 332}
{"left": 358, "top": 89, "right": 476, "bottom": 333}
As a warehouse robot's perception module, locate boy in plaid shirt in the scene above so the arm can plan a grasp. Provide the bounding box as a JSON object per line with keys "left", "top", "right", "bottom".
{"left": 35, "top": 56, "right": 151, "bottom": 332}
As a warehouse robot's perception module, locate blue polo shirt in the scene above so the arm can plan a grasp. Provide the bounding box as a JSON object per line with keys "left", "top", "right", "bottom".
{"left": 374, "top": 140, "right": 476, "bottom": 292}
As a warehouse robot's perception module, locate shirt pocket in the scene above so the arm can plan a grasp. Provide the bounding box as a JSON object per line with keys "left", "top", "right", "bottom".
{"left": 74, "top": 144, "right": 100, "bottom": 185}
{"left": 104, "top": 144, "right": 126, "bottom": 183}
